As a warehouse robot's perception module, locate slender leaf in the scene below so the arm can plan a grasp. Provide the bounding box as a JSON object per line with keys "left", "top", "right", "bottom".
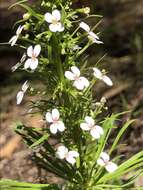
{"left": 30, "top": 134, "right": 49, "bottom": 148}
{"left": 109, "top": 120, "right": 134, "bottom": 155}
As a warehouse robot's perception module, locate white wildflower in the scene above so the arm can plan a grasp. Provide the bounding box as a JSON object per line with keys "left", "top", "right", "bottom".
{"left": 65, "top": 66, "right": 89, "bottom": 90}
{"left": 56, "top": 145, "right": 79, "bottom": 165}
{"left": 45, "top": 108, "right": 65, "bottom": 134}
{"left": 93, "top": 67, "right": 113, "bottom": 86}
{"left": 79, "top": 22, "right": 103, "bottom": 44}
{"left": 80, "top": 116, "right": 103, "bottom": 139}
{"left": 44, "top": 9, "right": 64, "bottom": 32}
{"left": 9, "top": 25, "right": 24, "bottom": 46}
{"left": 16, "top": 81, "right": 29, "bottom": 105}
{"left": 24, "top": 45, "right": 41, "bottom": 70}
{"left": 97, "top": 152, "right": 118, "bottom": 173}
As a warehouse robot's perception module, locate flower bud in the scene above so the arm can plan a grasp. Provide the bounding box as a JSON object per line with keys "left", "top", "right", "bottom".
{"left": 101, "top": 97, "right": 106, "bottom": 104}
{"left": 83, "top": 7, "right": 90, "bottom": 14}
{"left": 23, "top": 23, "right": 30, "bottom": 31}
{"left": 24, "top": 34, "right": 29, "bottom": 39}
{"left": 95, "top": 102, "right": 101, "bottom": 107}
{"left": 23, "top": 13, "right": 30, "bottom": 20}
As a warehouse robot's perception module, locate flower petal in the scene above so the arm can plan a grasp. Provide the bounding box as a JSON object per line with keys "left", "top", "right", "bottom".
{"left": 79, "top": 22, "right": 90, "bottom": 32}
{"left": 88, "top": 35, "right": 103, "bottom": 44}
{"left": 9, "top": 36, "right": 17, "bottom": 46}
{"left": 93, "top": 68, "right": 102, "bottom": 79}
{"left": 73, "top": 80, "right": 85, "bottom": 90}
{"left": 44, "top": 12, "right": 52, "bottom": 23}
{"left": 100, "top": 152, "right": 110, "bottom": 162}
{"left": 65, "top": 71, "right": 75, "bottom": 80}
{"left": 56, "top": 22, "right": 64, "bottom": 32}
{"left": 49, "top": 24, "right": 59, "bottom": 32}
{"left": 80, "top": 77, "right": 89, "bottom": 88}
{"left": 66, "top": 155, "right": 76, "bottom": 165}
{"left": 102, "top": 75, "right": 113, "bottom": 86}
{"left": 68, "top": 151, "right": 79, "bottom": 158}
{"left": 29, "top": 58, "right": 38, "bottom": 70}
{"left": 22, "top": 81, "right": 29, "bottom": 92}
{"left": 56, "top": 146, "right": 68, "bottom": 159}
{"left": 52, "top": 9, "right": 61, "bottom": 21}
{"left": 45, "top": 112, "right": 53, "bottom": 123}
{"left": 95, "top": 125, "right": 104, "bottom": 135}
{"left": 16, "top": 91, "right": 24, "bottom": 105}
{"left": 89, "top": 31, "right": 99, "bottom": 40}
{"left": 50, "top": 123, "right": 58, "bottom": 134}
{"left": 33, "top": 44, "right": 41, "bottom": 57}
{"left": 52, "top": 109, "right": 60, "bottom": 121}
{"left": 105, "top": 162, "right": 118, "bottom": 173}
{"left": 16, "top": 25, "right": 23, "bottom": 35}
{"left": 57, "top": 121, "right": 65, "bottom": 132}
{"left": 90, "top": 128, "right": 100, "bottom": 139}
{"left": 80, "top": 123, "right": 91, "bottom": 131}
{"left": 27, "top": 46, "right": 33, "bottom": 57}
{"left": 24, "top": 59, "right": 31, "bottom": 69}
{"left": 97, "top": 158, "right": 105, "bottom": 166}
{"left": 85, "top": 116, "right": 94, "bottom": 126}
{"left": 71, "top": 66, "right": 80, "bottom": 77}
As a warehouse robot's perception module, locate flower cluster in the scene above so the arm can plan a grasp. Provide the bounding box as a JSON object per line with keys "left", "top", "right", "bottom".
{"left": 10, "top": 7, "right": 117, "bottom": 171}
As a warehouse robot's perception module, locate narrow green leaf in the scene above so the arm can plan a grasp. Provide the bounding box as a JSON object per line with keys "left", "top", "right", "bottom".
{"left": 9, "top": 0, "right": 28, "bottom": 9}
{"left": 30, "top": 133, "right": 49, "bottom": 148}
{"left": 109, "top": 119, "right": 134, "bottom": 155}
{"left": 0, "top": 179, "right": 58, "bottom": 190}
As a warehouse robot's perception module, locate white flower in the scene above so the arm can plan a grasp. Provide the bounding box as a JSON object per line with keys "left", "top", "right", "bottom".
{"left": 97, "top": 152, "right": 118, "bottom": 173}
{"left": 93, "top": 67, "right": 113, "bottom": 86}
{"left": 65, "top": 66, "right": 89, "bottom": 90}
{"left": 44, "top": 9, "right": 64, "bottom": 32}
{"left": 45, "top": 109, "right": 65, "bottom": 134}
{"left": 24, "top": 45, "right": 41, "bottom": 70}
{"left": 9, "top": 25, "right": 24, "bottom": 46}
{"left": 79, "top": 22, "right": 103, "bottom": 44}
{"left": 80, "top": 116, "right": 103, "bottom": 139}
{"left": 16, "top": 81, "right": 29, "bottom": 105}
{"left": 56, "top": 145, "right": 79, "bottom": 165}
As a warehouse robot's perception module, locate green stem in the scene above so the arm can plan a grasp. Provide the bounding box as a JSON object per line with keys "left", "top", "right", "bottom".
{"left": 71, "top": 26, "right": 80, "bottom": 38}
{"left": 77, "top": 42, "right": 90, "bottom": 57}
{"left": 52, "top": 34, "right": 64, "bottom": 82}
{"left": 84, "top": 78, "right": 96, "bottom": 97}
